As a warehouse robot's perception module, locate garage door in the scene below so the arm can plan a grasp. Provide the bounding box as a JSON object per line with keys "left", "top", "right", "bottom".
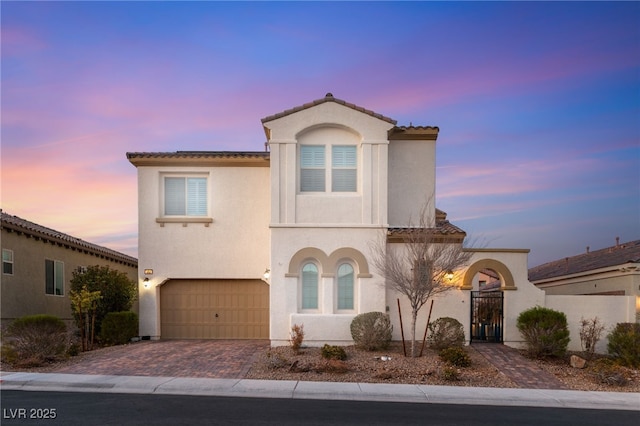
{"left": 160, "top": 279, "right": 269, "bottom": 339}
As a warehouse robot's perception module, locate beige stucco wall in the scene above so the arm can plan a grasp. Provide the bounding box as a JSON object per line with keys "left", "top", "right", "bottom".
{"left": 388, "top": 139, "right": 436, "bottom": 227}
{"left": 1, "top": 228, "right": 138, "bottom": 330}
{"left": 136, "top": 165, "right": 270, "bottom": 338}
{"left": 546, "top": 295, "right": 636, "bottom": 353}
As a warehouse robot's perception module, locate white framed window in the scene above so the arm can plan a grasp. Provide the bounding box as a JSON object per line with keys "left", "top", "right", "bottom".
{"left": 2, "top": 249, "right": 13, "bottom": 275}
{"left": 164, "top": 176, "right": 207, "bottom": 216}
{"left": 45, "top": 259, "right": 64, "bottom": 296}
{"left": 301, "top": 262, "right": 319, "bottom": 310}
{"left": 332, "top": 146, "right": 357, "bottom": 192}
{"left": 300, "top": 145, "right": 326, "bottom": 192}
{"left": 336, "top": 263, "right": 354, "bottom": 310}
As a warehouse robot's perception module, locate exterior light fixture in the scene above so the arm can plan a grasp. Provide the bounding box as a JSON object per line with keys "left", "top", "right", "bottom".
{"left": 143, "top": 277, "right": 150, "bottom": 288}
{"left": 263, "top": 268, "right": 270, "bottom": 280}
{"left": 144, "top": 269, "right": 153, "bottom": 275}
{"left": 445, "top": 270, "right": 454, "bottom": 282}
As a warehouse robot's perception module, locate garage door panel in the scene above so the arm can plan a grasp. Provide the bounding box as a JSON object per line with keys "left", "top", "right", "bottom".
{"left": 160, "top": 279, "right": 269, "bottom": 339}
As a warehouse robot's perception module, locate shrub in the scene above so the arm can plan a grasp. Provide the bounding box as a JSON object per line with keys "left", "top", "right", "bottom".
{"left": 350, "top": 312, "right": 392, "bottom": 351}
{"left": 265, "top": 350, "right": 289, "bottom": 370}
{"left": 1, "top": 315, "right": 69, "bottom": 367}
{"left": 516, "top": 306, "right": 570, "bottom": 358}
{"left": 439, "top": 347, "right": 472, "bottom": 367}
{"left": 427, "top": 317, "right": 464, "bottom": 350}
{"left": 70, "top": 265, "right": 137, "bottom": 334}
{"left": 320, "top": 344, "right": 347, "bottom": 360}
{"left": 100, "top": 311, "right": 139, "bottom": 345}
{"left": 290, "top": 324, "right": 304, "bottom": 354}
{"left": 579, "top": 317, "right": 605, "bottom": 360}
{"left": 590, "top": 358, "right": 629, "bottom": 386}
{"left": 442, "top": 366, "right": 459, "bottom": 381}
{"left": 607, "top": 323, "right": 640, "bottom": 368}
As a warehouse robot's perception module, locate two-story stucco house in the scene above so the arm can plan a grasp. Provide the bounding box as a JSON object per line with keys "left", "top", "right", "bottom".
{"left": 128, "top": 94, "right": 637, "bottom": 350}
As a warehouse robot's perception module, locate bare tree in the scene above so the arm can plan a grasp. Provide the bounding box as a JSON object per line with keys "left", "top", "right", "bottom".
{"left": 371, "top": 205, "right": 472, "bottom": 357}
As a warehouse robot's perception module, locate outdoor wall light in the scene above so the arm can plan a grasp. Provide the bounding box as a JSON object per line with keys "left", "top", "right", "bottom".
{"left": 143, "top": 277, "right": 150, "bottom": 288}
{"left": 263, "top": 268, "right": 270, "bottom": 280}
{"left": 445, "top": 270, "right": 454, "bottom": 282}
{"left": 144, "top": 269, "right": 153, "bottom": 275}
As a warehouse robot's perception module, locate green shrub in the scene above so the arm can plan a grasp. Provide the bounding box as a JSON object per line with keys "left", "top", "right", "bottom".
{"left": 1, "top": 315, "right": 69, "bottom": 367}
{"left": 442, "top": 366, "right": 459, "bottom": 381}
{"left": 590, "top": 358, "right": 629, "bottom": 386}
{"left": 350, "top": 312, "right": 392, "bottom": 351}
{"left": 100, "top": 311, "right": 138, "bottom": 345}
{"left": 320, "top": 344, "right": 347, "bottom": 360}
{"left": 427, "top": 317, "right": 465, "bottom": 350}
{"left": 606, "top": 323, "right": 640, "bottom": 368}
{"left": 516, "top": 306, "right": 570, "bottom": 358}
{"left": 439, "top": 346, "right": 472, "bottom": 367}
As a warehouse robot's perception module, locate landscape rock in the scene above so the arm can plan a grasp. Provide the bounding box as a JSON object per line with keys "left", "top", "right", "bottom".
{"left": 570, "top": 355, "right": 587, "bottom": 369}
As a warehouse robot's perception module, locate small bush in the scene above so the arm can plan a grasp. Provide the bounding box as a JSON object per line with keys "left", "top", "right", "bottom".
{"left": 320, "top": 344, "right": 347, "bottom": 360}
{"left": 590, "top": 358, "right": 629, "bottom": 386}
{"left": 442, "top": 366, "right": 459, "bottom": 381}
{"left": 607, "top": 323, "right": 640, "bottom": 368}
{"left": 1, "top": 315, "right": 69, "bottom": 367}
{"left": 428, "top": 317, "right": 465, "bottom": 350}
{"left": 516, "top": 306, "right": 570, "bottom": 358}
{"left": 579, "top": 317, "right": 605, "bottom": 360}
{"left": 350, "top": 312, "right": 392, "bottom": 351}
{"left": 100, "top": 311, "right": 139, "bottom": 345}
{"left": 265, "top": 350, "right": 289, "bottom": 370}
{"left": 439, "top": 347, "right": 472, "bottom": 367}
{"left": 290, "top": 324, "right": 304, "bottom": 354}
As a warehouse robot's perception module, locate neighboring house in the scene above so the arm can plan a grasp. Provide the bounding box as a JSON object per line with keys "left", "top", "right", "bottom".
{"left": 127, "top": 93, "right": 637, "bottom": 351}
{"left": 1, "top": 211, "right": 138, "bottom": 329}
{"left": 530, "top": 239, "right": 640, "bottom": 320}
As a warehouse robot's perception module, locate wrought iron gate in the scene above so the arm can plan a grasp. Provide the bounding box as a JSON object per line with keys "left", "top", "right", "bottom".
{"left": 471, "top": 291, "right": 503, "bottom": 343}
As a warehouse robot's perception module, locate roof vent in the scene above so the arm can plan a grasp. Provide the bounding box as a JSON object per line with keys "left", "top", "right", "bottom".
{"left": 325, "top": 92, "right": 333, "bottom": 98}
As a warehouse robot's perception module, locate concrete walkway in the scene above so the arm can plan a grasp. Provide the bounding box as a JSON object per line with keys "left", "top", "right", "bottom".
{"left": 1, "top": 371, "right": 638, "bottom": 411}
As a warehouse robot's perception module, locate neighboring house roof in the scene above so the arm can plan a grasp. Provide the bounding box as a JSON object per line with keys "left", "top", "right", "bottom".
{"left": 261, "top": 92, "right": 398, "bottom": 125}
{"left": 1, "top": 211, "right": 138, "bottom": 267}
{"left": 127, "top": 151, "right": 270, "bottom": 167}
{"left": 528, "top": 239, "right": 640, "bottom": 282}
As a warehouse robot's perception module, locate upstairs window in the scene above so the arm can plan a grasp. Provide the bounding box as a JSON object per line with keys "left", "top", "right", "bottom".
{"left": 300, "top": 146, "right": 325, "bottom": 192}
{"left": 332, "top": 146, "right": 357, "bottom": 192}
{"left": 45, "top": 259, "right": 64, "bottom": 296}
{"left": 2, "top": 249, "right": 13, "bottom": 275}
{"left": 164, "top": 177, "right": 207, "bottom": 216}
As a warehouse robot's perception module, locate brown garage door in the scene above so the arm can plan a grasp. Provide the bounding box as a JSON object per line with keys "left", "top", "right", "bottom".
{"left": 160, "top": 279, "right": 269, "bottom": 339}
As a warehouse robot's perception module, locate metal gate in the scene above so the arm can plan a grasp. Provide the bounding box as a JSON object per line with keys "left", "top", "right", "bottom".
{"left": 471, "top": 291, "right": 503, "bottom": 343}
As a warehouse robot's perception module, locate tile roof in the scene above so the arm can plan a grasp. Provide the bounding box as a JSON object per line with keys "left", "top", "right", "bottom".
{"left": 127, "top": 151, "right": 270, "bottom": 166}
{"left": 388, "top": 217, "right": 467, "bottom": 243}
{"left": 1, "top": 211, "right": 138, "bottom": 267}
{"left": 261, "top": 93, "right": 398, "bottom": 125}
{"left": 127, "top": 151, "right": 270, "bottom": 160}
{"left": 528, "top": 239, "right": 640, "bottom": 282}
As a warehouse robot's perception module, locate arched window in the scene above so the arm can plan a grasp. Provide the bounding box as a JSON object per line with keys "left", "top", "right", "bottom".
{"left": 301, "top": 263, "right": 319, "bottom": 310}
{"left": 337, "top": 263, "right": 354, "bottom": 310}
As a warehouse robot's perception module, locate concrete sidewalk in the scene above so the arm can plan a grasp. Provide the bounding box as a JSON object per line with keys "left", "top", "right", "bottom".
{"left": 2, "top": 371, "right": 638, "bottom": 411}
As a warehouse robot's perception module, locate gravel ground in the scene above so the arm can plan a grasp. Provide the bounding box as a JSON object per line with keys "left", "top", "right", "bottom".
{"left": 245, "top": 343, "right": 640, "bottom": 392}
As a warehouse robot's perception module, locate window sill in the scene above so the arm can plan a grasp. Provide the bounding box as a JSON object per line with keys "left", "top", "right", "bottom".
{"left": 156, "top": 217, "right": 214, "bottom": 227}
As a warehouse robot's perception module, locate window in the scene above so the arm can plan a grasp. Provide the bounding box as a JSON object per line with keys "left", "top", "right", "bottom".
{"left": 164, "top": 177, "right": 207, "bottom": 216}
{"left": 45, "top": 259, "right": 64, "bottom": 296}
{"left": 300, "top": 146, "right": 325, "bottom": 192}
{"left": 2, "top": 249, "right": 13, "bottom": 275}
{"left": 301, "top": 263, "right": 319, "bottom": 309}
{"left": 332, "top": 146, "right": 357, "bottom": 192}
{"left": 337, "top": 263, "right": 354, "bottom": 310}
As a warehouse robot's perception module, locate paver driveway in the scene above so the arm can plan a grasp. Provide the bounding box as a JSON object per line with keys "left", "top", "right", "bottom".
{"left": 51, "top": 340, "right": 269, "bottom": 379}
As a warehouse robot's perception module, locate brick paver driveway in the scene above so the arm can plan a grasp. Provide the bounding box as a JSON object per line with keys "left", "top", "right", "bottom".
{"left": 51, "top": 340, "right": 269, "bottom": 379}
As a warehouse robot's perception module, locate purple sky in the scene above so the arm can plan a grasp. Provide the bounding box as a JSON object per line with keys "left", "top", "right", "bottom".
{"left": 2, "top": 2, "right": 639, "bottom": 267}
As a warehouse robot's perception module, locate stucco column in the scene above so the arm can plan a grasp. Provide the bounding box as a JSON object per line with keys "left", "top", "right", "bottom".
{"left": 321, "top": 274, "right": 334, "bottom": 314}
